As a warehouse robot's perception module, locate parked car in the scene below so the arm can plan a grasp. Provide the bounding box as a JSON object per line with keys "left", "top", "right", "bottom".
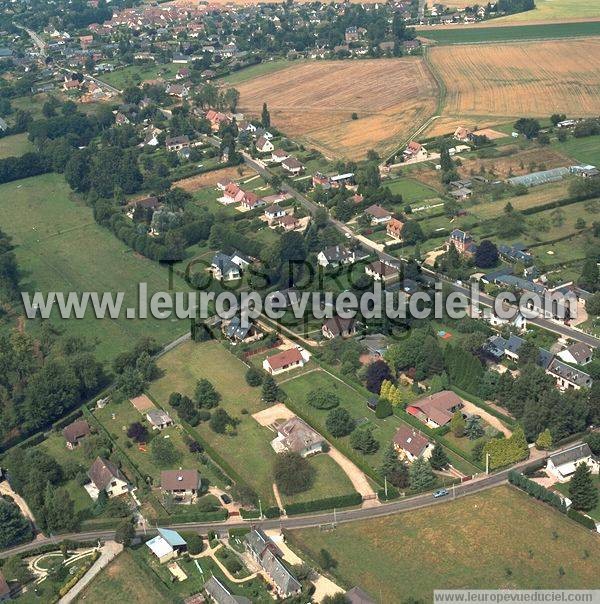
{"left": 433, "top": 489, "right": 449, "bottom": 498}
{"left": 220, "top": 494, "right": 232, "bottom": 504}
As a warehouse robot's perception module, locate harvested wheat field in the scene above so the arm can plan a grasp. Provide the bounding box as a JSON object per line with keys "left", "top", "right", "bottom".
{"left": 172, "top": 165, "right": 251, "bottom": 192}
{"left": 431, "top": 39, "right": 600, "bottom": 123}
{"left": 234, "top": 59, "right": 438, "bottom": 159}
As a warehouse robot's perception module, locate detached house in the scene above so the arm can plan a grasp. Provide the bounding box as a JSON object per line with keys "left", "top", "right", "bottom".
{"left": 281, "top": 157, "right": 304, "bottom": 175}
{"left": 211, "top": 252, "right": 241, "bottom": 281}
{"left": 63, "top": 419, "right": 91, "bottom": 450}
{"left": 557, "top": 342, "right": 593, "bottom": 366}
{"left": 240, "top": 191, "right": 265, "bottom": 210}
{"left": 322, "top": 316, "right": 356, "bottom": 339}
{"left": 204, "top": 576, "right": 250, "bottom": 604}
{"left": 160, "top": 469, "right": 201, "bottom": 502}
{"left": 263, "top": 347, "right": 308, "bottom": 375}
{"left": 447, "top": 229, "right": 477, "bottom": 256}
{"left": 453, "top": 126, "right": 472, "bottom": 142}
{"left": 406, "top": 391, "right": 464, "bottom": 429}
{"left": 272, "top": 417, "right": 325, "bottom": 457}
{"left": 365, "top": 260, "right": 399, "bottom": 283}
{"left": 166, "top": 135, "right": 190, "bottom": 152}
{"left": 88, "top": 457, "right": 129, "bottom": 499}
{"left": 146, "top": 409, "right": 174, "bottom": 430}
{"left": 547, "top": 443, "right": 599, "bottom": 481}
{"left": 386, "top": 218, "right": 404, "bottom": 239}
{"left": 365, "top": 204, "right": 392, "bottom": 225}
{"left": 245, "top": 529, "right": 302, "bottom": 597}
{"left": 403, "top": 141, "right": 428, "bottom": 161}
{"left": 393, "top": 426, "right": 433, "bottom": 462}
{"left": 317, "top": 245, "right": 356, "bottom": 268}
{"left": 271, "top": 149, "right": 289, "bottom": 163}
{"left": 255, "top": 135, "right": 274, "bottom": 153}
{"left": 221, "top": 182, "right": 245, "bottom": 205}
{"left": 205, "top": 109, "right": 230, "bottom": 131}
{"left": 265, "top": 204, "right": 286, "bottom": 223}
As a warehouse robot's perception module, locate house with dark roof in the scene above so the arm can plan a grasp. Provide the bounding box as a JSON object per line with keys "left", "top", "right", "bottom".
{"left": 406, "top": 391, "right": 464, "bottom": 429}
{"left": 557, "top": 342, "right": 593, "bottom": 366}
{"left": 88, "top": 457, "right": 129, "bottom": 499}
{"left": 546, "top": 358, "right": 592, "bottom": 391}
{"left": 166, "top": 135, "right": 190, "bottom": 151}
{"left": 365, "top": 260, "right": 399, "bottom": 283}
{"left": 160, "top": 469, "right": 201, "bottom": 502}
{"left": 272, "top": 417, "right": 325, "bottom": 457}
{"left": 317, "top": 245, "right": 356, "bottom": 268}
{"left": 447, "top": 229, "right": 476, "bottom": 256}
{"left": 345, "top": 586, "right": 377, "bottom": 604}
{"left": 498, "top": 243, "right": 533, "bottom": 265}
{"left": 62, "top": 419, "right": 91, "bottom": 449}
{"left": 281, "top": 157, "right": 304, "bottom": 175}
{"left": 245, "top": 529, "right": 302, "bottom": 597}
{"left": 222, "top": 316, "right": 258, "bottom": 343}
{"left": 211, "top": 252, "right": 242, "bottom": 281}
{"left": 322, "top": 316, "right": 356, "bottom": 339}
{"left": 547, "top": 443, "right": 598, "bottom": 481}
{"left": 393, "top": 426, "right": 433, "bottom": 462}
{"left": 204, "top": 576, "right": 250, "bottom": 604}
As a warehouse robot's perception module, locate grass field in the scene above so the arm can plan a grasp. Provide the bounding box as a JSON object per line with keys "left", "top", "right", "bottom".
{"left": 281, "top": 369, "right": 479, "bottom": 477}
{"left": 493, "top": 0, "right": 600, "bottom": 24}
{"left": 149, "top": 341, "right": 357, "bottom": 506}
{"left": 74, "top": 550, "right": 169, "bottom": 603}
{"left": 384, "top": 177, "right": 440, "bottom": 204}
{"left": 221, "top": 59, "right": 291, "bottom": 85}
{"left": 420, "top": 21, "right": 600, "bottom": 44}
{"left": 100, "top": 63, "right": 179, "bottom": 89}
{"left": 289, "top": 486, "right": 600, "bottom": 602}
{"left": 0, "top": 174, "right": 187, "bottom": 361}
{"left": 430, "top": 39, "right": 600, "bottom": 123}
{"left": 0, "top": 133, "right": 33, "bottom": 159}
{"left": 553, "top": 134, "right": 600, "bottom": 167}
{"left": 234, "top": 58, "right": 438, "bottom": 160}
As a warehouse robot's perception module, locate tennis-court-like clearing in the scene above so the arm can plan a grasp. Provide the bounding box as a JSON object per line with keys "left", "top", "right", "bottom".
{"left": 430, "top": 39, "right": 600, "bottom": 122}
{"left": 0, "top": 174, "right": 187, "bottom": 361}
{"left": 234, "top": 58, "right": 438, "bottom": 160}
{"left": 289, "top": 486, "right": 600, "bottom": 602}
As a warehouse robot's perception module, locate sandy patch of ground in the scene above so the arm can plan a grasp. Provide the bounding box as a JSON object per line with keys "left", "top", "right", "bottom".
{"left": 327, "top": 448, "right": 376, "bottom": 500}
{"left": 172, "top": 165, "right": 251, "bottom": 192}
{"left": 460, "top": 399, "right": 512, "bottom": 437}
{"left": 252, "top": 403, "right": 296, "bottom": 427}
{"left": 130, "top": 394, "right": 155, "bottom": 412}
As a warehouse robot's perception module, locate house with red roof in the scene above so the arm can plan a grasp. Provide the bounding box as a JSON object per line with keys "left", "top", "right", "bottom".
{"left": 393, "top": 426, "right": 433, "bottom": 462}
{"left": 263, "top": 348, "right": 309, "bottom": 375}
{"left": 406, "top": 391, "right": 464, "bottom": 429}
{"left": 402, "top": 141, "right": 428, "bottom": 161}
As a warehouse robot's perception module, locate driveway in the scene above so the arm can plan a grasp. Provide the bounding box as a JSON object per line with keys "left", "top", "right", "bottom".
{"left": 460, "top": 400, "right": 512, "bottom": 437}
{"left": 0, "top": 481, "right": 38, "bottom": 528}
{"left": 58, "top": 541, "right": 123, "bottom": 604}
{"left": 327, "top": 448, "right": 377, "bottom": 502}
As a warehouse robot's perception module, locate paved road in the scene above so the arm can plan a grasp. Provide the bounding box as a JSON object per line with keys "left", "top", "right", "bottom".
{"left": 242, "top": 153, "right": 600, "bottom": 349}
{"left": 0, "top": 449, "right": 552, "bottom": 559}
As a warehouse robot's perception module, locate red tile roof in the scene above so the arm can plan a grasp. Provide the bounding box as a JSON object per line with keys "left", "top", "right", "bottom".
{"left": 266, "top": 348, "right": 303, "bottom": 371}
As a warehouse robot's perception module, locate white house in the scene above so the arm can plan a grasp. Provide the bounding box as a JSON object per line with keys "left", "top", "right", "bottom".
{"left": 393, "top": 426, "right": 434, "bottom": 463}
{"left": 263, "top": 347, "right": 309, "bottom": 375}
{"left": 87, "top": 457, "right": 129, "bottom": 500}
{"left": 557, "top": 342, "right": 593, "bottom": 366}
{"left": 547, "top": 444, "right": 599, "bottom": 482}
{"left": 256, "top": 135, "right": 274, "bottom": 153}
{"left": 317, "top": 245, "right": 356, "bottom": 268}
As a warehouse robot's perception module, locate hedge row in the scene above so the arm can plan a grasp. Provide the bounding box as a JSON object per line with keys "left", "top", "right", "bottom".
{"left": 285, "top": 493, "right": 362, "bottom": 515}
{"left": 59, "top": 550, "right": 100, "bottom": 597}
{"left": 156, "top": 509, "right": 228, "bottom": 524}
{"left": 377, "top": 486, "right": 401, "bottom": 501}
{"left": 509, "top": 471, "right": 597, "bottom": 532}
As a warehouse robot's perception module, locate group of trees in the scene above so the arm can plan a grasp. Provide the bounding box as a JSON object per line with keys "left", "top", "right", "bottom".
{"left": 169, "top": 378, "right": 236, "bottom": 434}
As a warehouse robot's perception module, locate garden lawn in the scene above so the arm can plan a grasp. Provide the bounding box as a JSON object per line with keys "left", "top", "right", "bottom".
{"left": 99, "top": 63, "right": 179, "bottom": 89}
{"left": 0, "top": 133, "right": 34, "bottom": 159}
{"left": 385, "top": 177, "right": 440, "bottom": 204}
{"left": 554, "top": 476, "right": 600, "bottom": 521}
{"left": 0, "top": 174, "right": 188, "bottom": 361}
{"left": 281, "top": 454, "right": 357, "bottom": 506}
{"left": 90, "top": 399, "right": 204, "bottom": 486}
{"left": 74, "top": 550, "right": 170, "bottom": 604}
{"left": 149, "top": 340, "right": 282, "bottom": 506}
{"left": 553, "top": 135, "right": 600, "bottom": 167}
{"left": 288, "top": 486, "right": 600, "bottom": 602}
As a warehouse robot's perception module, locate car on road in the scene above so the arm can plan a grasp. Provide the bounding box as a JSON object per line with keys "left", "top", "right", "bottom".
{"left": 345, "top": 232, "right": 352, "bottom": 238}
{"left": 433, "top": 489, "right": 449, "bottom": 498}
{"left": 220, "top": 494, "right": 232, "bottom": 504}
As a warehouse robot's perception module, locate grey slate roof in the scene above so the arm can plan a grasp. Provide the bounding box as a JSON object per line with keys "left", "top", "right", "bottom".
{"left": 547, "top": 358, "right": 592, "bottom": 387}
{"left": 203, "top": 576, "right": 250, "bottom": 604}
{"left": 549, "top": 443, "right": 593, "bottom": 468}
{"left": 224, "top": 316, "right": 251, "bottom": 341}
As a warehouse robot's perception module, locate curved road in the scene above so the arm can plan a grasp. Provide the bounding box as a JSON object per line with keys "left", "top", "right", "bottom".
{"left": 0, "top": 452, "right": 548, "bottom": 559}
